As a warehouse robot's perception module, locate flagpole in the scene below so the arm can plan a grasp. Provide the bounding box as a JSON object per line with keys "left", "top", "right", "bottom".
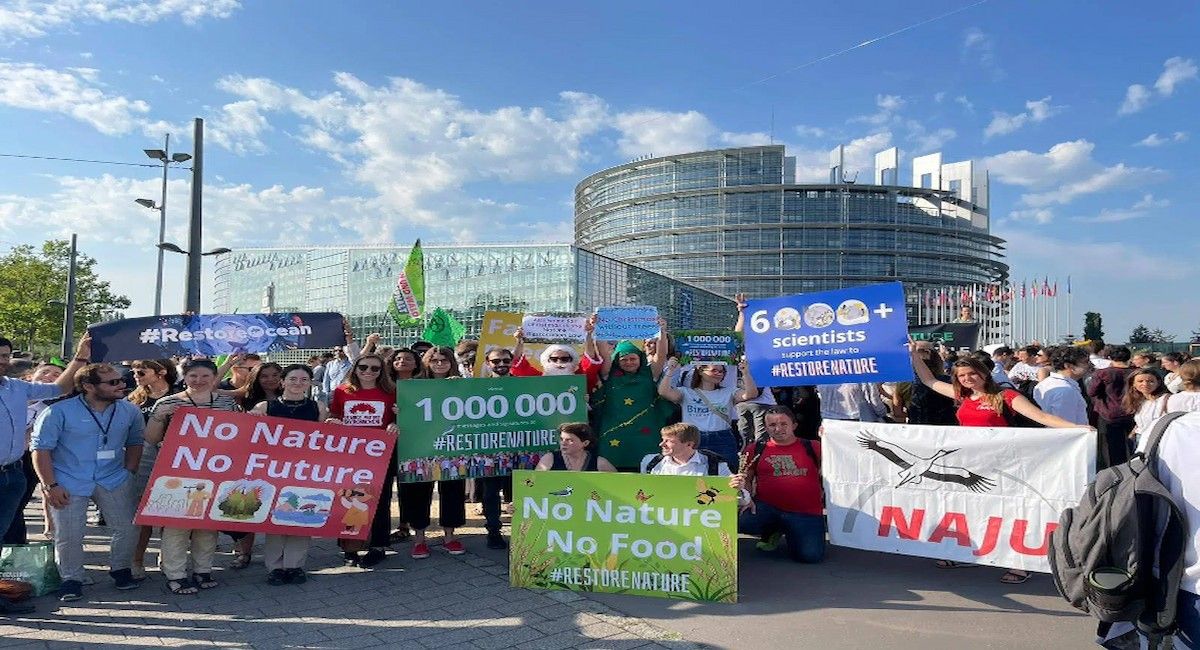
{"left": 1068, "top": 277, "right": 1074, "bottom": 341}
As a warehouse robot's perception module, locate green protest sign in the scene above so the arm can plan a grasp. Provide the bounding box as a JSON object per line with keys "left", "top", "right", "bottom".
{"left": 675, "top": 330, "right": 742, "bottom": 365}
{"left": 394, "top": 375, "right": 586, "bottom": 482}
{"left": 510, "top": 470, "right": 738, "bottom": 603}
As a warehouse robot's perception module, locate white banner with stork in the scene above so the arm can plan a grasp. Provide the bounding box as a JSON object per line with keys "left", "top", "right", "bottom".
{"left": 822, "top": 420, "right": 1094, "bottom": 572}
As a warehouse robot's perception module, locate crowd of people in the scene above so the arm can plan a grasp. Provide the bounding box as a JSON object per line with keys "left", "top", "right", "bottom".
{"left": 2, "top": 299, "right": 1198, "bottom": 638}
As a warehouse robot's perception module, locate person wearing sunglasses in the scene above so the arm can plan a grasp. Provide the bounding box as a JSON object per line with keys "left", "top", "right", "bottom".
{"left": 400, "top": 347, "right": 469, "bottom": 560}
{"left": 125, "top": 359, "right": 177, "bottom": 579}
{"left": 326, "top": 353, "right": 397, "bottom": 568}
{"left": 31, "top": 363, "right": 145, "bottom": 602}
{"left": 509, "top": 314, "right": 603, "bottom": 393}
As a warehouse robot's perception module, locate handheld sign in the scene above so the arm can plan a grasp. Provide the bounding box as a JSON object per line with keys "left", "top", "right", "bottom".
{"left": 474, "top": 311, "right": 583, "bottom": 377}
{"left": 394, "top": 375, "right": 586, "bottom": 482}
{"left": 744, "top": 282, "right": 912, "bottom": 387}
{"left": 89, "top": 312, "right": 345, "bottom": 362}
{"left": 676, "top": 330, "right": 741, "bottom": 365}
{"left": 511, "top": 470, "right": 738, "bottom": 602}
{"left": 134, "top": 408, "right": 395, "bottom": 540}
{"left": 909, "top": 323, "right": 980, "bottom": 352}
{"left": 521, "top": 312, "right": 587, "bottom": 344}
{"left": 593, "top": 306, "right": 659, "bottom": 341}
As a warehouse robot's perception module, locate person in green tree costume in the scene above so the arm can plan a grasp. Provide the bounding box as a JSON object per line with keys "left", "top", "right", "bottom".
{"left": 591, "top": 318, "right": 677, "bottom": 470}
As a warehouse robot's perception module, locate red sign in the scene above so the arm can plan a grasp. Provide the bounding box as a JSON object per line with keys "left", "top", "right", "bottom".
{"left": 134, "top": 408, "right": 395, "bottom": 540}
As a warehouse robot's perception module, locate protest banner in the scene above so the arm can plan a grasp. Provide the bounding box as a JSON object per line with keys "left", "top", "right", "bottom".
{"left": 394, "top": 375, "right": 586, "bottom": 482}
{"left": 909, "top": 323, "right": 980, "bottom": 351}
{"left": 510, "top": 470, "right": 738, "bottom": 602}
{"left": 134, "top": 408, "right": 395, "bottom": 540}
{"left": 89, "top": 313, "right": 345, "bottom": 362}
{"left": 521, "top": 312, "right": 587, "bottom": 344}
{"left": 822, "top": 420, "right": 1094, "bottom": 572}
{"left": 594, "top": 306, "right": 659, "bottom": 341}
{"left": 675, "top": 330, "right": 741, "bottom": 365}
{"left": 474, "top": 311, "right": 582, "bottom": 377}
{"left": 743, "top": 282, "right": 911, "bottom": 387}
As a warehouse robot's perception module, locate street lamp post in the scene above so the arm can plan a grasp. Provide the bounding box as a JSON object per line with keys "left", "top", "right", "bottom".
{"left": 135, "top": 133, "right": 191, "bottom": 315}
{"left": 51, "top": 234, "right": 79, "bottom": 359}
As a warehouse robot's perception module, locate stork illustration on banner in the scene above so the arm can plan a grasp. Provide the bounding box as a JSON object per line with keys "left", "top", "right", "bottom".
{"left": 857, "top": 432, "right": 996, "bottom": 493}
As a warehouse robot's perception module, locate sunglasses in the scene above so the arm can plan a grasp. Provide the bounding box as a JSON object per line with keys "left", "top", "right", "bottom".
{"left": 548, "top": 356, "right": 573, "bottom": 362}
{"left": 487, "top": 358, "right": 512, "bottom": 365}
{"left": 428, "top": 358, "right": 451, "bottom": 364}
{"left": 91, "top": 378, "right": 127, "bottom": 387}
{"left": 356, "top": 364, "right": 382, "bottom": 372}
{"left": 133, "top": 368, "right": 156, "bottom": 376}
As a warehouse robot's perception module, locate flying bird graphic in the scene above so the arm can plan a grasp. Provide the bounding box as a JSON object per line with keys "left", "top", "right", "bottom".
{"left": 857, "top": 432, "right": 995, "bottom": 493}
{"left": 548, "top": 487, "right": 573, "bottom": 497}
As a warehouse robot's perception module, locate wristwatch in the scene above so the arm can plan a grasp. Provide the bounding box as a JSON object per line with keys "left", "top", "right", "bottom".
{"left": 42, "top": 482, "right": 59, "bottom": 492}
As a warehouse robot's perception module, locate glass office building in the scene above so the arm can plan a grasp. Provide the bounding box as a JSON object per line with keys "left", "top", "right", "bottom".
{"left": 574, "top": 145, "right": 1009, "bottom": 336}
{"left": 212, "top": 243, "right": 735, "bottom": 347}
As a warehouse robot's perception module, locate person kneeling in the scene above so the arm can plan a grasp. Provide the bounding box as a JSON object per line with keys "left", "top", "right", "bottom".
{"left": 729, "top": 406, "right": 825, "bottom": 564}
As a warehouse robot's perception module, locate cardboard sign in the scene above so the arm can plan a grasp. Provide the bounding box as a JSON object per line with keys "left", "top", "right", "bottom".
{"left": 744, "top": 282, "right": 912, "bottom": 387}
{"left": 474, "top": 311, "right": 583, "bottom": 377}
{"left": 511, "top": 470, "right": 738, "bottom": 602}
{"left": 521, "top": 312, "right": 587, "bottom": 344}
{"left": 823, "top": 420, "right": 1094, "bottom": 572}
{"left": 594, "top": 306, "right": 659, "bottom": 341}
{"left": 394, "top": 375, "right": 586, "bottom": 482}
{"left": 89, "top": 312, "right": 345, "bottom": 362}
{"left": 134, "top": 408, "right": 395, "bottom": 540}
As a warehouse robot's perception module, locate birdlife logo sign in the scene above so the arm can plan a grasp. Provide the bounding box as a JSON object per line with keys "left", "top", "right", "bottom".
{"left": 510, "top": 470, "right": 738, "bottom": 603}
{"left": 822, "top": 420, "right": 1095, "bottom": 572}
{"left": 743, "top": 282, "right": 912, "bottom": 386}
{"left": 134, "top": 408, "right": 395, "bottom": 540}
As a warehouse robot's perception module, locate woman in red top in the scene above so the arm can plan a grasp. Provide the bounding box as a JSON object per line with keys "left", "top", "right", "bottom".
{"left": 326, "top": 353, "right": 397, "bottom": 568}
{"left": 910, "top": 347, "right": 1081, "bottom": 584}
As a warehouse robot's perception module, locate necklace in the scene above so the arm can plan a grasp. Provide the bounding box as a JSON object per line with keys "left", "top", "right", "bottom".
{"left": 275, "top": 396, "right": 309, "bottom": 415}
{"left": 184, "top": 390, "right": 214, "bottom": 408}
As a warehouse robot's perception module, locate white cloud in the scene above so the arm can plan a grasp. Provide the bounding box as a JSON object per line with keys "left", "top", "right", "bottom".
{"left": 999, "top": 229, "right": 1186, "bottom": 281}
{"left": 1133, "top": 193, "right": 1170, "bottom": 210}
{"left": 933, "top": 91, "right": 946, "bottom": 103}
{"left": 1155, "top": 56, "right": 1198, "bottom": 96}
{"left": 1118, "top": 57, "right": 1197, "bottom": 115}
{"left": 853, "top": 94, "right": 905, "bottom": 126}
{"left": 955, "top": 96, "right": 975, "bottom": 113}
{"left": 1136, "top": 133, "right": 1169, "bottom": 147}
{"left": 961, "top": 28, "right": 1002, "bottom": 79}
{"left": 906, "top": 122, "right": 955, "bottom": 153}
{"left": 0, "top": 0, "right": 240, "bottom": 41}
{"left": 983, "top": 96, "right": 1063, "bottom": 139}
{"left": 794, "top": 124, "right": 828, "bottom": 138}
{"left": 0, "top": 62, "right": 149, "bottom": 135}
{"left": 612, "top": 109, "right": 716, "bottom": 158}
{"left": 985, "top": 140, "right": 1166, "bottom": 219}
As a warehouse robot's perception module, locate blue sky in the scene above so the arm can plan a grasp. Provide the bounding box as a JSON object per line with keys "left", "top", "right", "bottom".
{"left": 0, "top": 1, "right": 1195, "bottom": 342}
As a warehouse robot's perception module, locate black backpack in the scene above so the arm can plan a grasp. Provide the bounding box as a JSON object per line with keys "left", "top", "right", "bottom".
{"left": 644, "top": 449, "right": 726, "bottom": 475}
{"left": 1047, "top": 411, "right": 1190, "bottom": 649}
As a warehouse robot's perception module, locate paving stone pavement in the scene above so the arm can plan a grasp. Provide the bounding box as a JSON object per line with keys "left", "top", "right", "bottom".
{"left": 1, "top": 501, "right": 697, "bottom": 650}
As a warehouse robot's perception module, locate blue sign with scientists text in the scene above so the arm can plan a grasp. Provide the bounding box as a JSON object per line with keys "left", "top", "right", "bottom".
{"left": 743, "top": 282, "right": 912, "bottom": 387}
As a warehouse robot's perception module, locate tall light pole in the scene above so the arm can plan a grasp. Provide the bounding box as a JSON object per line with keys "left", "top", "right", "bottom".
{"left": 186, "top": 118, "right": 204, "bottom": 313}
{"left": 59, "top": 234, "right": 78, "bottom": 359}
{"left": 135, "top": 133, "right": 191, "bottom": 315}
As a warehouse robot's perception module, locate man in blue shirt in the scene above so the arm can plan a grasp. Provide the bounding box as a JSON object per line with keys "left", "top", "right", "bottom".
{"left": 0, "top": 336, "right": 91, "bottom": 542}
{"left": 32, "top": 362, "right": 145, "bottom": 601}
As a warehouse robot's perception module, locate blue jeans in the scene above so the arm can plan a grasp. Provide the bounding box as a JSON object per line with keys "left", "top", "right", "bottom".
{"left": 699, "top": 429, "right": 740, "bottom": 472}
{"left": 0, "top": 461, "right": 27, "bottom": 538}
{"left": 1140, "top": 589, "right": 1200, "bottom": 649}
{"left": 739, "top": 500, "right": 825, "bottom": 563}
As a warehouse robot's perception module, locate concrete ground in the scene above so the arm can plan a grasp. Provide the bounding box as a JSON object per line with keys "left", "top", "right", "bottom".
{"left": 1, "top": 498, "right": 1097, "bottom": 649}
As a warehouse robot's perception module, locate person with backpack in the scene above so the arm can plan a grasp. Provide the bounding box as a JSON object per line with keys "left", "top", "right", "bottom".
{"left": 1048, "top": 411, "right": 1199, "bottom": 649}
{"left": 639, "top": 423, "right": 742, "bottom": 481}
{"left": 729, "top": 406, "right": 825, "bottom": 563}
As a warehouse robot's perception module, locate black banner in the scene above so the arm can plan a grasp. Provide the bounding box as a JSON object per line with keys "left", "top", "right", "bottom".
{"left": 908, "top": 323, "right": 980, "bottom": 351}
{"left": 89, "top": 312, "right": 345, "bottom": 362}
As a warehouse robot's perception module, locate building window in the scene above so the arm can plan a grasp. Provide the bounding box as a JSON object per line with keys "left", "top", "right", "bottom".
{"left": 920, "top": 173, "right": 932, "bottom": 189}
{"left": 948, "top": 179, "right": 961, "bottom": 197}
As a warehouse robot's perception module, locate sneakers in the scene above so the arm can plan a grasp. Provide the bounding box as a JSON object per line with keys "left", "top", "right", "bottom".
{"left": 286, "top": 568, "right": 307, "bottom": 584}
{"left": 110, "top": 568, "right": 142, "bottom": 591}
{"left": 267, "top": 569, "right": 289, "bottom": 586}
{"left": 58, "top": 580, "right": 83, "bottom": 602}
{"left": 486, "top": 532, "right": 508, "bottom": 550}
{"left": 756, "top": 532, "right": 784, "bottom": 552}
{"left": 444, "top": 539, "right": 466, "bottom": 555}
{"left": 358, "top": 548, "right": 385, "bottom": 568}
{"left": 411, "top": 542, "right": 431, "bottom": 559}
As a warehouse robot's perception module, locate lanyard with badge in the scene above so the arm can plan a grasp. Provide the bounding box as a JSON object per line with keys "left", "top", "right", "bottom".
{"left": 80, "top": 395, "right": 117, "bottom": 460}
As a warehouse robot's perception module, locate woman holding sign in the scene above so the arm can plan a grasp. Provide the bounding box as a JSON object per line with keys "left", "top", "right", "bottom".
{"left": 327, "top": 353, "right": 398, "bottom": 568}
{"left": 658, "top": 357, "right": 759, "bottom": 472}
{"left": 909, "top": 347, "right": 1088, "bottom": 584}
{"left": 144, "top": 359, "right": 242, "bottom": 595}
{"left": 399, "top": 347, "right": 469, "bottom": 560}
{"left": 591, "top": 317, "right": 673, "bottom": 470}
{"left": 250, "top": 364, "right": 328, "bottom": 585}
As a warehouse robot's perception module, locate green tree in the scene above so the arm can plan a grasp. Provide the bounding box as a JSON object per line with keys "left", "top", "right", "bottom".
{"left": 0, "top": 239, "right": 131, "bottom": 355}
{"left": 1083, "top": 312, "right": 1104, "bottom": 341}
{"left": 1127, "top": 324, "right": 1165, "bottom": 345}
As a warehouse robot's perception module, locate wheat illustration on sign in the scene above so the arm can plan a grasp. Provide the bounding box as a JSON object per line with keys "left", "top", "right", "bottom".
{"left": 856, "top": 432, "right": 995, "bottom": 493}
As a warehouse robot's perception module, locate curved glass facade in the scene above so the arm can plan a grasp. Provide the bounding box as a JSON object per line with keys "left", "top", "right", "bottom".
{"left": 575, "top": 145, "right": 1008, "bottom": 321}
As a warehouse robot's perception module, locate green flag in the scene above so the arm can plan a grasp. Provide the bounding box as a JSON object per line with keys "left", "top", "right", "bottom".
{"left": 387, "top": 240, "right": 424, "bottom": 328}
{"left": 422, "top": 307, "right": 465, "bottom": 348}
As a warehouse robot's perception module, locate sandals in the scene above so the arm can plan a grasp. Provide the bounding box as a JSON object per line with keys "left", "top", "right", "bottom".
{"left": 168, "top": 579, "right": 198, "bottom": 595}
{"left": 193, "top": 573, "right": 218, "bottom": 589}
{"left": 229, "top": 553, "right": 252, "bottom": 570}
{"left": 934, "top": 560, "right": 975, "bottom": 569}
{"left": 1000, "top": 570, "right": 1030, "bottom": 584}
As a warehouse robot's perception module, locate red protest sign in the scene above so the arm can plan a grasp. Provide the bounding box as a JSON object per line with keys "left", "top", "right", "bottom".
{"left": 134, "top": 407, "right": 395, "bottom": 540}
